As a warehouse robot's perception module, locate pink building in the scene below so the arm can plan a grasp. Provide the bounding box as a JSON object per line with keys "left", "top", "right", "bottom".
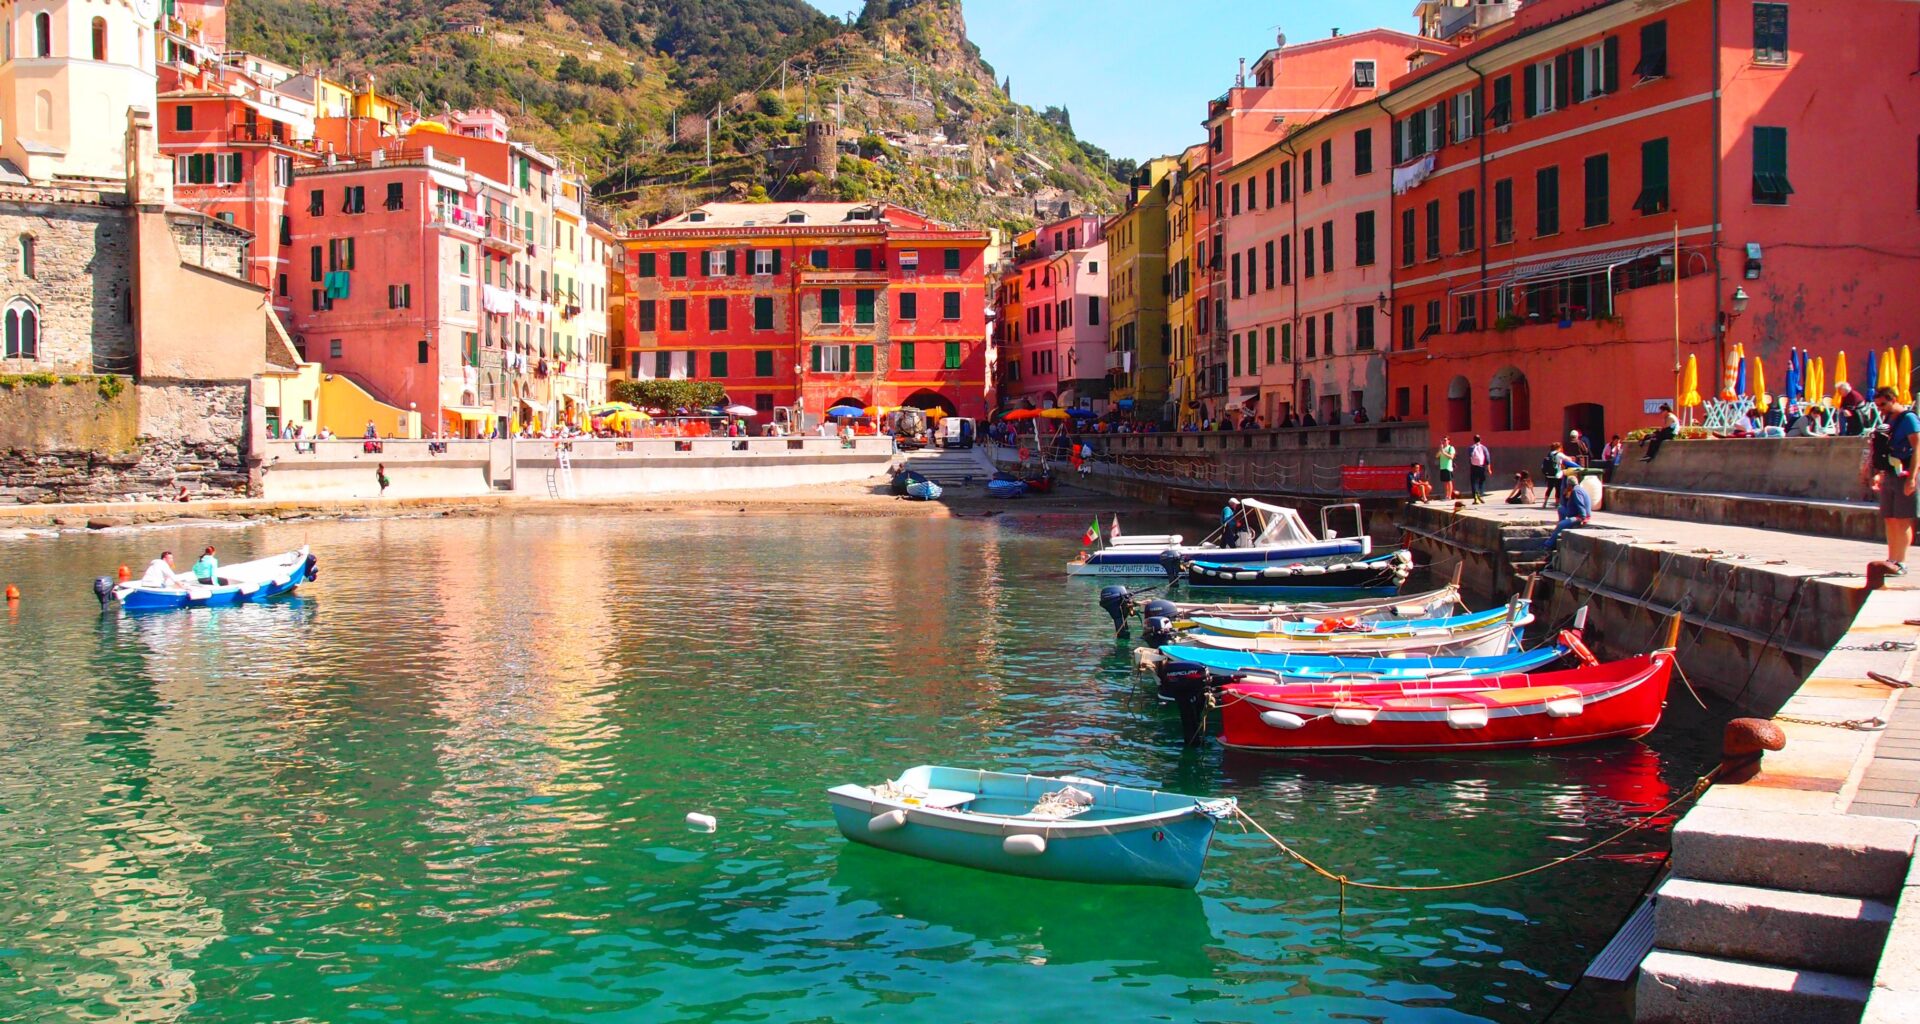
{"left": 286, "top": 151, "right": 512, "bottom": 437}
{"left": 1000, "top": 212, "right": 1107, "bottom": 409}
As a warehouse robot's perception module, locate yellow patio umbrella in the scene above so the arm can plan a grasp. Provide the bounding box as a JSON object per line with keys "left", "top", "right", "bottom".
{"left": 1680, "top": 354, "right": 1701, "bottom": 409}
{"left": 1902, "top": 346, "right": 1913, "bottom": 404}
{"left": 1808, "top": 356, "right": 1823, "bottom": 406}
{"left": 1834, "top": 351, "right": 1848, "bottom": 400}
{"left": 1751, "top": 355, "right": 1769, "bottom": 413}
{"left": 922, "top": 407, "right": 949, "bottom": 419}
{"left": 1038, "top": 407, "right": 1072, "bottom": 419}
{"left": 863, "top": 404, "right": 899, "bottom": 417}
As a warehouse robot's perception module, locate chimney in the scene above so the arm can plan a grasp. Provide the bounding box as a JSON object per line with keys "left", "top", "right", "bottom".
{"left": 125, "top": 106, "right": 172, "bottom": 207}
{"left": 1331, "top": 27, "right": 1341, "bottom": 36}
{"left": 1235, "top": 58, "right": 1246, "bottom": 88}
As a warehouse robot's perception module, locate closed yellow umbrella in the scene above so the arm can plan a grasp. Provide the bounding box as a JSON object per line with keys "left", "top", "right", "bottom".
{"left": 1808, "top": 356, "right": 1823, "bottom": 407}
{"left": 1835, "top": 351, "right": 1848, "bottom": 397}
{"left": 1902, "top": 346, "right": 1912, "bottom": 404}
{"left": 1886, "top": 348, "right": 1900, "bottom": 391}
{"left": 1681, "top": 353, "right": 1701, "bottom": 409}
{"left": 1752, "top": 355, "right": 1769, "bottom": 413}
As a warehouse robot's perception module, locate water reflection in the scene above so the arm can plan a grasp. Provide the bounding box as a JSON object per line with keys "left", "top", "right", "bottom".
{"left": 0, "top": 514, "right": 1719, "bottom": 1023}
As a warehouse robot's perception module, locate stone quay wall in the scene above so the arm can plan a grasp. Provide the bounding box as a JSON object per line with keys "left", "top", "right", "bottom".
{"left": 0, "top": 377, "right": 250, "bottom": 504}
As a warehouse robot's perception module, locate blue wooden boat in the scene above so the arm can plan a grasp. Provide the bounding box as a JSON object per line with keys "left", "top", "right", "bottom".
{"left": 1156, "top": 638, "right": 1574, "bottom": 683}
{"left": 1180, "top": 549, "right": 1413, "bottom": 592}
{"left": 906, "top": 478, "right": 943, "bottom": 500}
{"left": 986, "top": 477, "right": 1028, "bottom": 498}
{"left": 828, "top": 765, "right": 1235, "bottom": 888}
{"left": 100, "top": 546, "right": 317, "bottom": 612}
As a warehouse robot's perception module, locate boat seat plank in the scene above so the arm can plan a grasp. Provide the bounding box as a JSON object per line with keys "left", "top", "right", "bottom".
{"left": 911, "top": 788, "right": 977, "bottom": 809}
{"left": 1466, "top": 686, "right": 1580, "bottom": 707}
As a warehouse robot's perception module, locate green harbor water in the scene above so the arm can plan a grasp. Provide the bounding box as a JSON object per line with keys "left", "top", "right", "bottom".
{"left": 0, "top": 513, "right": 1719, "bottom": 1023}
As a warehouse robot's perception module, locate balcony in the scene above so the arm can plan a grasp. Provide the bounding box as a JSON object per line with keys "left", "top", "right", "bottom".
{"left": 431, "top": 205, "right": 485, "bottom": 237}
{"left": 483, "top": 217, "right": 526, "bottom": 253}
{"left": 1436, "top": 0, "right": 1513, "bottom": 40}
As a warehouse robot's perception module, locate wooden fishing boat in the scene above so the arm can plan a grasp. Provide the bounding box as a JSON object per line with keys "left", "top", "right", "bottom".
{"left": 1176, "top": 600, "right": 1533, "bottom": 658}
{"left": 1150, "top": 629, "right": 1589, "bottom": 686}
{"left": 1094, "top": 568, "right": 1464, "bottom": 641}
{"left": 906, "top": 478, "right": 943, "bottom": 500}
{"left": 1216, "top": 651, "right": 1673, "bottom": 753}
{"left": 97, "top": 546, "right": 318, "bottom": 612}
{"left": 1179, "top": 549, "right": 1414, "bottom": 592}
{"left": 827, "top": 765, "right": 1236, "bottom": 888}
{"left": 1070, "top": 500, "right": 1373, "bottom": 579}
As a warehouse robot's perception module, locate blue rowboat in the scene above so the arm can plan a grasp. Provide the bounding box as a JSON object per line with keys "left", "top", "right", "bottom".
{"left": 828, "top": 765, "right": 1236, "bottom": 888}
{"left": 1157, "top": 639, "right": 1572, "bottom": 683}
{"left": 986, "top": 478, "right": 1027, "bottom": 498}
{"left": 101, "top": 546, "right": 318, "bottom": 612}
{"left": 905, "top": 479, "right": 943, "bottom": 500}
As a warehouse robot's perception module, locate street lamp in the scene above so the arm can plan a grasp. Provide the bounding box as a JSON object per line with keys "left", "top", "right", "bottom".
{"left": 1730, "top": 286, "right": 1750, "bottom": 318}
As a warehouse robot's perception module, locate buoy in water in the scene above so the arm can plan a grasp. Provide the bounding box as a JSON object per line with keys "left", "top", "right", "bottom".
{"left": 685, "top": 812, "right": 717, "bottom": 833}
{"left": 3, "top": 585, "right": 16, "bottom": 601}
{"left": 116, "top": 565, "right": 130, "bottom": 581}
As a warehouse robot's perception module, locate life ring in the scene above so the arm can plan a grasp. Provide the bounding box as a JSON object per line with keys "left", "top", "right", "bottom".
{"left": 1560, "top": 628, "right": 1598, "bottom": 666}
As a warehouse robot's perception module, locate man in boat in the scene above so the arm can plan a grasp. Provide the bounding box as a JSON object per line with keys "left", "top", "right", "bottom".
{"left": 1221, "top": 498, "right": 1243, "bottom": 547}
{"left": 138, "top": 551, "right": 194, "bottom": 590}
{"left": 190, "top": 546, "right": 220, "bottom": 584}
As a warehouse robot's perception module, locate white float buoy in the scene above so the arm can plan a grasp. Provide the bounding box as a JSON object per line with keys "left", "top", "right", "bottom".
{"left": 1259, "top": 710, "right": 1307, "bottom": 730}
{"left": 1446, "top": 706, "right": 1490, "bottom": 730}
{"left": 1332, "top": 706, "right": 1379, "bottom": 726}
{"left": 685, "top": 812, "right": 717, "bottom": 833}
{"left": 868, "top": 809, "right": 908, "bottom": 832}
{"left": 1545, "top": 698, "right": 1584, "bottom": 718}
{"left": 1003, "top": 834, "right": 1047, "bottom": 857}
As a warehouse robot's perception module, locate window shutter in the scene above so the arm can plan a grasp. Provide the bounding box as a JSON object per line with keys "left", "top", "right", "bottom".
{"left": 855, "top": 344, "right": 873, "bottom": 373}
{"left": 1391, "top": 122, "right": 1404, "bottom": 165}
{"left": 1554, "top": 53, "right": 1572, "bottom": 108}
{"left": 838, "top": 345, "right": 851, "bottom": 371}
{"left": 1524, "top": 66, "right": 1539, "bottom": 117}
{"left": 726, "top": 249, "right": 738, "bottom": 275}
{"left": 1602, "top": 36, "right": 1620, "bottom": 93}
{"left": 810, "top": 345, "right": 821, "bottom": 372}
{"left": 1570, "top": 48, "right": 1587, "bottom": 103}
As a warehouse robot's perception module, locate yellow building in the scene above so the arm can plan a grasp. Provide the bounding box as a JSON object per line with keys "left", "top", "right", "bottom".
{"left": 1106, "top": 156, "right": 1176, "bottom": 419}
{"left": 1166, "top": 144, "right": 1210, "bottom": 429}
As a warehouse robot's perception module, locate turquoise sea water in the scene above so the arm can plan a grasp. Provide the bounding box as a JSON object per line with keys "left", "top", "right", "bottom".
{"left": 0, "top": 513, "right": 1715, "bottom": 1022}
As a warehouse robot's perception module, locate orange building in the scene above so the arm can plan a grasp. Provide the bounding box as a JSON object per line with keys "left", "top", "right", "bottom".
{"left": 1385, "top": 0, "right": 1920, "bottom": 463}
{"left": 622, "top": 202, "right": 993, "bottom": 422}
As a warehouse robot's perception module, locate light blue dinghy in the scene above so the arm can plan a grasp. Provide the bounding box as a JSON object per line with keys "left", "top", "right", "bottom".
{"left": 828, "top": 765, "right": 1236, "bottom": 888}
{"left": 1157, "top": 638, "right": 1573, "bottom": 683}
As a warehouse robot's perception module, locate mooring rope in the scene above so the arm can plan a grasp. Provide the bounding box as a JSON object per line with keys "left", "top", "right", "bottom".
{"left": 1232, "top": 767, "right": 1719, "bottom": 917}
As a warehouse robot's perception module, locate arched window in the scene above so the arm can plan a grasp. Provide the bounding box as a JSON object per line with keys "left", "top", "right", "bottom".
{"left": 18, "top": 235, "right": 33, "bottom": 279}
{"left": 90, "top": 17, "right": 104, "bottom": 60}
{"left": 1447, "top": 375, "right": 1474, "bottom": 432}
{"left": 33, "top": 12, "right": 50, "bottom": 57}
{"left": 5, "top": 298, "right": 40, "bottom": 359}
{"left": 1489, "top": 367, "right": 1531, "bottom": 432}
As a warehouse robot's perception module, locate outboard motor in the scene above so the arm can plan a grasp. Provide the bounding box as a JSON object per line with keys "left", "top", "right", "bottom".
{"left": 1155, "top": 660, "right": 1213, "bottom": 747}
{"left": 303, "top": 553, "right": 320, "bottom": 583}
{"left": 1141, "top": 599, "right": 1179, "bottom": 648}
{"left": 92, "top": 576, "right": 115, "bottom": 608}
{"left": 1098, "top": 585, "right": 1135, "bottom": 638}
{"left": 1158, "top": 550, "right": 1186, "bottom": 581}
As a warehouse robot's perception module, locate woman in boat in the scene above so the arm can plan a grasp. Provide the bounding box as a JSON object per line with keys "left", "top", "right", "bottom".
{"left": 191, "top": 546, "right": 220, "bottom": 584}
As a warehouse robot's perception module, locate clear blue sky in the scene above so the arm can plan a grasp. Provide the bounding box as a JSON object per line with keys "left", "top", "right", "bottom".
{"left": 798, "top": 0, "right": 1416, "bottom": 161}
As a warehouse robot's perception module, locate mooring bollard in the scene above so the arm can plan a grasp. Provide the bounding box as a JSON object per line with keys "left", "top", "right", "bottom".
{"left": 1720, "top": 717, "right": 1787, "bottom": 783}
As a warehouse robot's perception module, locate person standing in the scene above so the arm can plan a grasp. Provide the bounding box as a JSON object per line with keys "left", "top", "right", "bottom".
{"left": 1435, "top": 437, "right": 1457, "bottom": 500}
{"left": 1602, "top": 435, "right": 1626, "bottom": 480}
{"left": 1467, "top": 435, "right": 1491, "bottom": 504}
{"left": 1868, "top": 386, "right": 1920, "bottom": 574}
{"left": 376, "top": 463, "right": 391, "bottom": 497}
{"left": 1221, "top": 498, "right": 1242, "bottom": 547}
{"left": 1567, "top": 429, "right": 1593, "bottom": 467}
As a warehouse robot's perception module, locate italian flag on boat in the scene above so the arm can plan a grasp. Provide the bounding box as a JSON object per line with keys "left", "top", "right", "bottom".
{"left": 1082, "top": 518, "right": 1101, "bottom": 546}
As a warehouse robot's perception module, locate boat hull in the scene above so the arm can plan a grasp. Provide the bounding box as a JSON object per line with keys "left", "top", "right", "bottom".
{"left": 1217, "top": 653, "right": 1672, "bottom": 753}
{"left": 826, "top": 767, "right": 1230, "bottom": 888}
{"left": 1068, "top": 538, "right": 1371, "bottom": 578}
{"left": 1158, "top": 641, "right": 1572, "bottom": 683}
{"left": 1180, "top": 550, "right": 1411, "bottom": 590}
{"left": 113, "top": 547, "right": 316, "bottom": 612}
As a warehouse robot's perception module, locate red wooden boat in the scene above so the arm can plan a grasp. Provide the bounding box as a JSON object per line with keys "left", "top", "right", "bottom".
{"left": 1217, "top": 651, "right": 1673, "bottom": 753}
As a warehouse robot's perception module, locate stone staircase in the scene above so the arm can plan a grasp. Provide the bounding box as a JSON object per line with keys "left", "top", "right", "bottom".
{"left": 1637, "top": 805, "right": 1914, "bottom": 1023}
{"left": 898, "top": 445, "right": 994, "bottom": 487}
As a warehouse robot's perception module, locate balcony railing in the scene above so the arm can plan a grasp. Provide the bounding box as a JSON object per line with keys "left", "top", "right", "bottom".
{"left": 431, "top": 206, "right": 485, "bottom": 235}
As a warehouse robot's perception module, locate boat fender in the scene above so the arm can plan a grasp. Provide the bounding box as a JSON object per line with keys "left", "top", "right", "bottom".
{"left": 92, "top": 576, "right": 114, "bottom": 607}
{"left": 1003, "top": 834, "right": 1047, "bottom": 857}
{"left": 1447, "top": 707, "right": 1491, "bottom": 730}
{"left": 1545, "top": 698, "right": 1585, "bottom": 718}
{"left": 685, "top": 812, "right": 718, "bottom": 833}
{"left": 1332, "top": 706, "right": 1379, "bottom": 726}
{"left": 1300, "top": 565, "right": 1325, "bottom": 575}
{"left": 1559, "top": 629, "right": 1598, "bottom": 667}
{"left": 869, "top": 809, "right": 909, "bottom": 833}
{"left": 1259, "top": 710, "right": 1307, "bottom": 730}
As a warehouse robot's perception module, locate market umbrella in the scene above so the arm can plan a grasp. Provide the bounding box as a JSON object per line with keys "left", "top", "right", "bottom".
{"left": 827, "top": 405, "right": 865, "bottom": 419}
{"left": 1681, "top": 354, "right": 1701, "bottom": 410}
{"left": 1752, "top": 355, "right": 1769, "bottom": 413}
{"left": 1866, "top": 350, "right": 1880, "bottom": 399}
{"left": 1066, "top": 408, "right": 1097, "bottom": 418}
{"left": 1834, "top": 351, "right": 1848, "bottom": 397}
{"left": 863, "top": 405, "right": 898, "bottom": 417}
{"left": 591, "top": 401, "right": 639, "bottom": 415}
{"left": 1720, "top": 347, "right": 1740, "bottom": 401}
{"left": 1003, "top": 408, "right": 1040, "bottom": 421}
{"left": 1781, "top": 351, "right": 1798, "bottom": 405}
{"left": 922, "top": 407, "right": 949, "bottom": 419}
{"left": 1039, "top": 408, "right": 1072, "bottom": 419}
{"left": 1903, "top": 346, "right": 1913, "bottom": 404}
{"left": 723, "top": 404, "right": 759, "bottom": 417}
{"left": 1734, "top": 356, "right": 1748, "bottom": 399}
{"left": 1809, "top": 357, "right": 1823, "bottom": 406}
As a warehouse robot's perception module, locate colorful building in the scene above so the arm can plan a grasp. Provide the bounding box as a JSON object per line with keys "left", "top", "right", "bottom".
{"left": 1219, "top": 99, "right": 1396, "bottom": 426}
{"left": 621, "top": 201, "right": 993, "bottom": 422}
{"left": 990, "top": 253, "right": 1024, "bottom": 405}
{"left": 1381, "top": 0, "right": 1920, "bottom": 463}
{"left": 1166, "top": 143, "right": 1213, "bottom": 427}
{"left": 1106, "top": 158, "right": 1175, "bottom": 419}
{"left": 997, "top": 213, "right": 1105, "bottom": 410}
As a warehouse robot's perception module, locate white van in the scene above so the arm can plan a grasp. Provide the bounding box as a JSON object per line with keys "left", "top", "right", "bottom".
{"left": 937, "top": 417, "right": 975, "bottom": 449}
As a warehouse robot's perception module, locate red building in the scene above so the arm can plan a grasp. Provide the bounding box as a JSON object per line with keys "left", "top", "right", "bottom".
{"left": 1384, "top": 0, "right": 1920, "bottom": 462}
{"left": 622, "top": 202, "right": 993, "bottom": 421}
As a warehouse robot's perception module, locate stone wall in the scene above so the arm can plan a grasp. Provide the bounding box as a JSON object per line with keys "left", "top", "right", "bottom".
{"left": 0, "top": 189, "right": 134, "bottom": 374}
{"left": 168, "top": 213, "right": 251, "bottom": 279}
{"left": 0, "top": 377, "right": 251, "bottom": 503}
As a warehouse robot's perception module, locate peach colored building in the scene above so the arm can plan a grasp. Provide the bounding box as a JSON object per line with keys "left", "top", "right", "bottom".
{"left": 997, "top": 213, "right": 1105, "bottom": 409}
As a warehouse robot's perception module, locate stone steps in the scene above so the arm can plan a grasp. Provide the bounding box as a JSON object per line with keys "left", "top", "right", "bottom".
{"left": 1671, "top": 806, "right": 1915, "bottom": 899}
{"left": 1654, "top": 877, "right": 1893, "bottom": 975}
{"left": 1638, "top": 950, "right": 1872, "bottom": 1024}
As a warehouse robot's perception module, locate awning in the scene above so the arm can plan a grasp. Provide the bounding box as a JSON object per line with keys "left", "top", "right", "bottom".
{"left": 1509, "top": 244, "right": 1670, "bottom": 284}
{"left": 442, "top": 406, "right": 493, "bottom": 422}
